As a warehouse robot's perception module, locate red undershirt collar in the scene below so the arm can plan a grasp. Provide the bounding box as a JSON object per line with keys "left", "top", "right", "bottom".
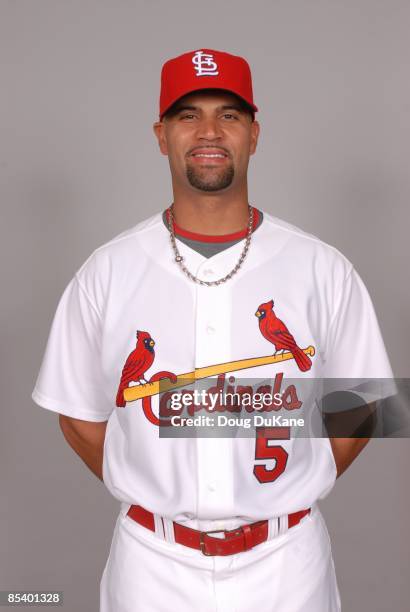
{"left": 165, "top": 207, "right": 260, "bottom": 243}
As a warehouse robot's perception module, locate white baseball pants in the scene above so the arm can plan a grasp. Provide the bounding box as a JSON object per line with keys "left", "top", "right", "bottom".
{"left": 100, "top": 503, "right": 341, "bottom": 612}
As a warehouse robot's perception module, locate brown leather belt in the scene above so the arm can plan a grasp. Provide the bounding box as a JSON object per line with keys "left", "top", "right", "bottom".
{"left": 126, "top": 504, "right": 311, "bottom": 556}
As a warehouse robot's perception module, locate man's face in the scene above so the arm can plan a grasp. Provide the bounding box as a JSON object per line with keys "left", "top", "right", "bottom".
{"left": 153, "top": 91, "right": 260, "bottom": 193}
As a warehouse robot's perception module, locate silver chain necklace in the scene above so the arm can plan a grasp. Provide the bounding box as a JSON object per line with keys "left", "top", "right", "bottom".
{"left": 167, "top": 204, "right": 254, "bottom": 286}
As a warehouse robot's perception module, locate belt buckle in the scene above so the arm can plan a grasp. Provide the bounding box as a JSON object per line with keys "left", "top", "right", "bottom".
{"left": 199, "top": 529, "right": 227, "bottom": 556}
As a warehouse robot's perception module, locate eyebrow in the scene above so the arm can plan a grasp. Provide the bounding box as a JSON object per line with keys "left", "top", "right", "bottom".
{"left": 172, "top": 104, "right": 245, "bottom": 114}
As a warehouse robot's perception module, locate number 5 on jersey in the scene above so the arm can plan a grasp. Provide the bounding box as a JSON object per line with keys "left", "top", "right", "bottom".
{"left": 253, "top": 426, "right": 290, "bottom": 483}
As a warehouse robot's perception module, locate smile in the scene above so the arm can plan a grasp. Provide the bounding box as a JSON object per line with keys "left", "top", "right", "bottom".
{"left": 191, "top": 153, "right": 226, "bottom": 158}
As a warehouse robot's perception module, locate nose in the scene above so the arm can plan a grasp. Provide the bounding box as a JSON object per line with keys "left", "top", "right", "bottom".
{"left": 196, "top": 116, "right": 223, "bottom": 141}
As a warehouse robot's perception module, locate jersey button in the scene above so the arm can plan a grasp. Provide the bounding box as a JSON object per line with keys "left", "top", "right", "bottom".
{"left": 206, "top": 325, "right": 216, "bottom": 335}
{"left": 207, "top": 483, "right": 216, "bottom": 492}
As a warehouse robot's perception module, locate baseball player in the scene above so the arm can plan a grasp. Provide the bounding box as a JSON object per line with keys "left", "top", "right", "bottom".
{"left": 32, "top": 49, "right": 394, "bottom": 611}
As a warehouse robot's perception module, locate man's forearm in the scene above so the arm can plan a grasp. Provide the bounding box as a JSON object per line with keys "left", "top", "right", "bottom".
{"left": 58, "top": 414, "right": 108, "bottom": 481}
{"left": 329, "top": 437, "right": 370, "bottom": 478}
{"left": 324, "top": 400, "right": 376, "bottom": 478}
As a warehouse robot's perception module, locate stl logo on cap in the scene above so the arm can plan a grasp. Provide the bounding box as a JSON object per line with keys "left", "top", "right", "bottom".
{"left": 192, "top": 50, "right": 219, "bottom": 77}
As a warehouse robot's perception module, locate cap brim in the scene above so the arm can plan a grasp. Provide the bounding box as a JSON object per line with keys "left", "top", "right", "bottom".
{"left": 160, "top": 86, "right": 258, "bottom": 120}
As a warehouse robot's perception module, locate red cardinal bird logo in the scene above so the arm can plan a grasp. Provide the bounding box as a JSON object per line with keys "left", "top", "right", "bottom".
{"left": 255, "top": 300, "right": 312, "bottom": 372}
{"left": 116, "top": 330, "right": 156, "bottom": 407}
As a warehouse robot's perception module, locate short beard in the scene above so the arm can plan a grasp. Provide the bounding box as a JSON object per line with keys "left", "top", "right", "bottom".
{"left": 186, "top": 163, "right": 235, "bottom": 192}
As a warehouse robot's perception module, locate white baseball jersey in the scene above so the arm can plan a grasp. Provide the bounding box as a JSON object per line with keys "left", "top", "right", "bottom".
{"left": 32, "top": 209, "right": 394, "bottom": 526}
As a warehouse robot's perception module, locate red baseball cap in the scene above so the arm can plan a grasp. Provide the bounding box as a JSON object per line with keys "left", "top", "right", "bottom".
{"left": 159, "top": 48, "right": 258, "bottom": 120}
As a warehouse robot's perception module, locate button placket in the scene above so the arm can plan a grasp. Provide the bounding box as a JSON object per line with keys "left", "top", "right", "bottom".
{"left": 193, "top": 275, "right": 235, "bottom": 519}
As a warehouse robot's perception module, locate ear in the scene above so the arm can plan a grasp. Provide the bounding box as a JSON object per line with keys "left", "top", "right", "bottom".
{"left": 249, "top": 120, "right": 260, "bottom": 156}
{"left": 153, "top": 121, "right": 169, "bottom": 156}
{"left": 269, "top": 299, "right": 274, "bottom": 308}
{"left": 136, "top": 330, "right": 141, "bottom": 338}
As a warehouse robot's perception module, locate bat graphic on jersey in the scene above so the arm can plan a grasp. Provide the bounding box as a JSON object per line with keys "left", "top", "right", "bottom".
{"left": 115, "top": 330, "right": 155, "bottom": 407}
{"left": 121, "top": 345, "right": 315, "bottom": 403}
{"left": 255, "top": 300, "right": 312, "bottom": 372}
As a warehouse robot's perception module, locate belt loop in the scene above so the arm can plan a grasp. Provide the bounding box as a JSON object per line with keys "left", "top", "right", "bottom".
{"left": 153, "top": 513, "right": 166, "bottom": 540}
{"left": 162, "top": 517, "right": 176, "bottom": 544}
{"left": 278, "top": 514, "right": 289, "bottom": 536}
{"left": 268, "top": 516, "right": 279, "bottom": 539}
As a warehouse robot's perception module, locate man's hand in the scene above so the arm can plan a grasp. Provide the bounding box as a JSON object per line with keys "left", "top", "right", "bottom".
{"left": 58, "top": 414, "right": 108, "bottom": 481}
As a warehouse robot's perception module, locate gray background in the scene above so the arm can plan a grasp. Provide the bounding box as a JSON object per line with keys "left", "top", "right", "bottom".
{"left": 1, "top": 0, "right": 409, "bottom": 610}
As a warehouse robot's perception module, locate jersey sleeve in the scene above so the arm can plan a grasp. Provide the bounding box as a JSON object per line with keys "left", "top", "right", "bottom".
{"left": 321, "top": 265, "right": 396, "bottom": 410}
{"left": 31, "top": 273, "right": 113, "bottom": 422}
